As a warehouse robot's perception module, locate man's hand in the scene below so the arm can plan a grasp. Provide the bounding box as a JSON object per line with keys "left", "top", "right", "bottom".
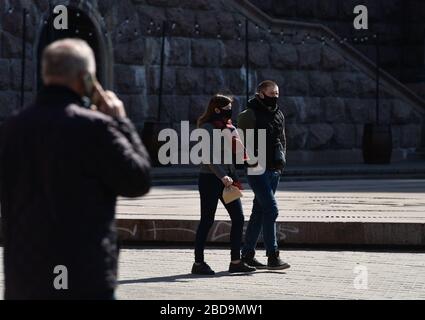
{"left": 91, "top": 82, "right": 127, "bottom": 118}
{"left": 221, "top": 176, "right": 234, "bottom": 187}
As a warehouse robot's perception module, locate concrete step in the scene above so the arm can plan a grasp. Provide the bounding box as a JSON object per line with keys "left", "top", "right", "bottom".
{"left": 1, "top": 179, "right": 424, "bottom": 247}
{"left": 114, "top": 179, "right": 425, "bottom": 247}
{"left": 117, "top": 218, "right": 425, "bottom": 247}
{"left": 150, "top": 162, "right": 425, "bottom": 185}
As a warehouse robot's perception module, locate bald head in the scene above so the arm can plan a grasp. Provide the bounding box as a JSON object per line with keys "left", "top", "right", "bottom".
{"left": 42, "top": 38, "right": 96, "bottom": 86}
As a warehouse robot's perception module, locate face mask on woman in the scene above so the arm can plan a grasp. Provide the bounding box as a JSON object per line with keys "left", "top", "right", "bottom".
{"left": 220, "top": 108, "right": 233, "bottom": 120}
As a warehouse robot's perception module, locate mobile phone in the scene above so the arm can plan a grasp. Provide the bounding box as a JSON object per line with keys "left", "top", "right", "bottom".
{"left": 82, "top": 73, "right": 95, "bottom": 99}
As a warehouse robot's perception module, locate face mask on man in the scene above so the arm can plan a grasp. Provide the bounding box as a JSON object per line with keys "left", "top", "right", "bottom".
{"left": 261, "top": 94, "right": 278, "bottom": 108}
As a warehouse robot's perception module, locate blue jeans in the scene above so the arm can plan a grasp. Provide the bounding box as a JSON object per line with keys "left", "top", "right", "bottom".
{"left": 242, "top": 169, "right": 280, "bottom": 257}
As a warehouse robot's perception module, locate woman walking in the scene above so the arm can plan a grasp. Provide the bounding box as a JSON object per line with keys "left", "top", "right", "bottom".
{"left": 192, "top": 94, "right": 256, "bottom": 275}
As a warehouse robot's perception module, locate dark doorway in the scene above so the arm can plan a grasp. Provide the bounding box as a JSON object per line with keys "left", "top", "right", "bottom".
{"left": 36, "top": 8, "right": 103, "bottom": 89}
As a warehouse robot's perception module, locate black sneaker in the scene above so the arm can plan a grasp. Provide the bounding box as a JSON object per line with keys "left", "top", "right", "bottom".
{"left": 242, "top": 256, "right": 267, "bottom": 269}
{"left": 267, "top": 251, "right": 291, "bottom": 270}
{"left": 192, "top": 262, "right": 215, "bottom": 275}
{"left": 229, "top": 261, "right": 256, "bottom": 273}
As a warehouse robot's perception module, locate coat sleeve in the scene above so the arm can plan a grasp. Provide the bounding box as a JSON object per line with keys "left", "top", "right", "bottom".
{"left": 88, "top": 116, "right": 151, "bottom": 198}
{"left": 0, "top": 118, "right": 14, "bottom": 196}
{"left": 280, "top": 112, "right": 287, "bottom": 155}
{"left": 237, "top": 109, "right": 258, "bottom": 165}
{"left": 201, "top": 123, "right": 227, "bottom": 179}
{"left": 0, "top": 122, "right": 6, "bottom": 195}
{"left": 237, "top": 109, "right": 256, "bottom": 131}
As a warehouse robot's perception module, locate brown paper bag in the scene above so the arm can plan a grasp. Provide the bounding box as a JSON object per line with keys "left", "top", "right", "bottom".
{"left": 222, "top": 185, "right": 243, "bottom": 204}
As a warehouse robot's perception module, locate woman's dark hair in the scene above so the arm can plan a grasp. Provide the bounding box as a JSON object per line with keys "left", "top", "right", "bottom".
{"left": 197, "top": 94, "right": 233, "bottom": 128}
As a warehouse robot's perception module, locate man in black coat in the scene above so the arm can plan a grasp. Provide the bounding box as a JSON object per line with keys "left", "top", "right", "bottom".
{"left": 0, "top": 39, "right": 151, "bottom": 300}
{"left": 238, "top": 80, "right": 290, "bottom": 270}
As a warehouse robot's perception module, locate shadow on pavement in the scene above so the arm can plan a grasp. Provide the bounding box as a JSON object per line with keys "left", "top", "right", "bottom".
{"left": 118, "top": 271, "right": 287, "bottom": 284}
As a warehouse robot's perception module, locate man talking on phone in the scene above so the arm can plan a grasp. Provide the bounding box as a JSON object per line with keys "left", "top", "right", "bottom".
{"left": 0, "top": 39, "right": 151, "bottom": 300}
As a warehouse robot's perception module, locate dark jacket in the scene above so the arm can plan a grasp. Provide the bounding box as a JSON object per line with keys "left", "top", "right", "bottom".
{"left": 0, "top": 86, "right": 151, "bottom": 299}
{"left": 199, "top": 122, "right": 235, "bottom": 179}
{"left": 238, "top": 96, "right": 286, "bottom": 171}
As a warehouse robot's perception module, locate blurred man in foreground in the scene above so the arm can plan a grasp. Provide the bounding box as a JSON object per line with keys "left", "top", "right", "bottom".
{"left": 0, "top": 39, "right": 151, "bottom": 300}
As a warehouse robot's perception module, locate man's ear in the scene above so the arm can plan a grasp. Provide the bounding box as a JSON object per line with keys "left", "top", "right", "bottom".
{"left": 69, "top": 72, "right": 87, "bottom": 98}
{"left": 214, "top": 108, "right": 221, "bottom": 114}
{"left": 258, "top": 92, "right": 264, "bottom": 99}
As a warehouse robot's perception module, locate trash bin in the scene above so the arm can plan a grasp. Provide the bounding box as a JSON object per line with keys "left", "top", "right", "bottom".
{"left": 141, "top": 121, "right": 172, "bottom": 167}
{"left": 362, "top": 123, "right": 393, "bottom": 164}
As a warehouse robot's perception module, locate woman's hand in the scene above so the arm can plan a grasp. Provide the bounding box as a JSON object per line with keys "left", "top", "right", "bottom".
{"left": 221, "top": 176, "right": 234, "bottom": 187}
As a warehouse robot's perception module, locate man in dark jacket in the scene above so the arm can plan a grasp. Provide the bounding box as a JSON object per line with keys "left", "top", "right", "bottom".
{"left": 0, "top": 39, "right": 151, "bottom": 299}
{"left": 238, "top": 80, "right": 290, "bottom": 270}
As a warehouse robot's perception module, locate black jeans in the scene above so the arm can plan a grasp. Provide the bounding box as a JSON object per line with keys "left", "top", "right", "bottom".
{"left": 195, "top": 173, "right": 244, "bottom": 263}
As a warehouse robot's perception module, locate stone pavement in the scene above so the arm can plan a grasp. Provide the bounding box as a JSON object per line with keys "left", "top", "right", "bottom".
{"left": 115, "top": 179, "right": 425, "bottom": 246}
{"left": 1, "top": 246, "right": 424, "bottom": 300}
{"left": 117, "top": 179, "right": 425, "bottom": 222}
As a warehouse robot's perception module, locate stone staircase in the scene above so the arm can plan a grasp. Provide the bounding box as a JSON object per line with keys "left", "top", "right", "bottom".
{"left": 231, "top": 0, "right": 425, "bottom": 109}
{"left": 230, "top": 0, "right": 425, "bottom": 159}
{"left": 407, "top": 82, "right": 425, "bottom": 100}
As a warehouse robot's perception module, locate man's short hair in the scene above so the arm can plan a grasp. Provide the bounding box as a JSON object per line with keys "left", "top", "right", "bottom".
{"left": 42, "top": 38, "right": 96, "bottom": 82}
{"left": 257, "top": 80, "right": 278, "bottom": 93}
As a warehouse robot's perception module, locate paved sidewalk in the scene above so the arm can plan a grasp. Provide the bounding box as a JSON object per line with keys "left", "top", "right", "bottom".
{"left": 117, "top": 179, "right": 425, "bottom": 223}
{"left": 1, "top": 247, "right": 424, "bottom": 300}
{"left": 114, "top": 179, "right": 425, "bottom": 245}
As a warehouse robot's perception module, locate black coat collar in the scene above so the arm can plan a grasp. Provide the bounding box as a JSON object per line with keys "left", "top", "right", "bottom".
{"left": 36, "top": 85, "right": 85, "bottom": 108}
{"left": 248, "top": 95, "right": 279, "bottom": 114}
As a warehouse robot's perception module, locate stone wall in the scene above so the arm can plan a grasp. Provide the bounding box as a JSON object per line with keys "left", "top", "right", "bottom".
{"left": 0, "top": 0, "right": 424, "bottom": 164}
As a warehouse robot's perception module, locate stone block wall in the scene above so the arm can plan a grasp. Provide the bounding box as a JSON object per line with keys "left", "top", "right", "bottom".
{"left": 0, "top": 0, "right": 423, "bottom": 164}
